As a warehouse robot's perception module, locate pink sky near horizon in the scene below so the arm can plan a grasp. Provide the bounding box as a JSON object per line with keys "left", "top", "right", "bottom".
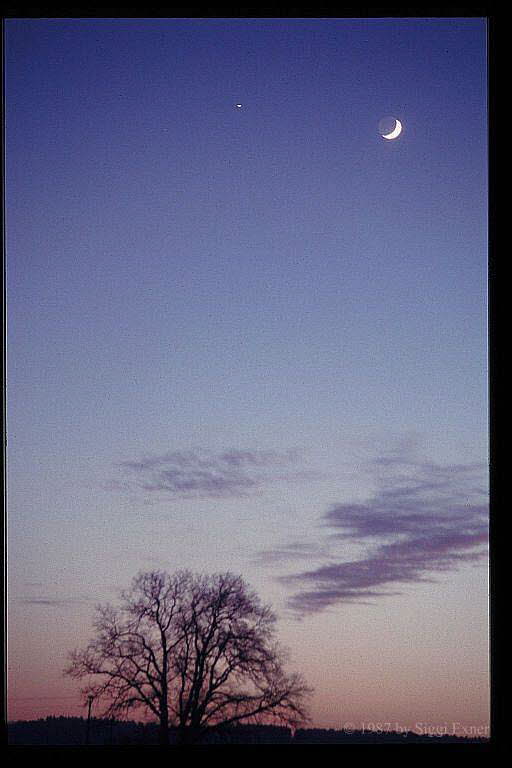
{"left": 8, "top": 558, "right": 489, "bottom": 732}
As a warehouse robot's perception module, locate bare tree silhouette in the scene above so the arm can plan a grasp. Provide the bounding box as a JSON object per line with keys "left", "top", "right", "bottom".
{"left": 65, "top": 570, "right": 311, "bottom": 745}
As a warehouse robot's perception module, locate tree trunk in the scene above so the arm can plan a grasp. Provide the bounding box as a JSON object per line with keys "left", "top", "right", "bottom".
{"left": 159, "top": 720, "right": 170, "bottom": 746}
{"left": 159, "top": 649, "right": 170, "bottom": 745}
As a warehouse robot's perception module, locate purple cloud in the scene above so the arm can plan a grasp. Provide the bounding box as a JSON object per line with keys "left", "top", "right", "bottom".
{"left": 275, "top": 453, "right": 488, "bottom": 615}
{"left": 113, "top": 448, "right": 312, "bottom": 499}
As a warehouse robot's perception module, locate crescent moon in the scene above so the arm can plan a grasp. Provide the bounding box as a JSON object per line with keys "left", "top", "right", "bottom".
{"left": 382, "top": 119, "right": 402, "bottom": 140}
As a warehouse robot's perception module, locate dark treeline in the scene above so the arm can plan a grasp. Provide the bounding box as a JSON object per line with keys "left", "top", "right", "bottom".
{"left": 8, "top": 717, "right": 489, "bottom": 745}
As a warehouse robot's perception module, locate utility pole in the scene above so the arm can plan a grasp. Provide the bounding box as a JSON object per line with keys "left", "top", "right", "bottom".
{"left": 85, "top": 695, "right": 94, "bottom": 745}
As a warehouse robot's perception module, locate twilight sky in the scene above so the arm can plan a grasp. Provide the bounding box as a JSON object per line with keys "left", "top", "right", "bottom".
{"left": 6, "top": 17, "right": 488, "bottom": 733}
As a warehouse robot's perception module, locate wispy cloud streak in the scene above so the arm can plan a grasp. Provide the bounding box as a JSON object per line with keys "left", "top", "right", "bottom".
{"left": 253, "top": 540, "right": 331, "bottom": 566}
{"left": 15, "top": 596, "right": 93, "bottom": 608}
{"left": 276, "top": 452, "right": 488, "bottom": 615}
{"left": 112, "top": 448, "right": 312, "bottom": 499}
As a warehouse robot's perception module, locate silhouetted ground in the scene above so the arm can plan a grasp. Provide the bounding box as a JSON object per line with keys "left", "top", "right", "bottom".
{"left": 7, "top": 717, "right": 490, "bottom": 745}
